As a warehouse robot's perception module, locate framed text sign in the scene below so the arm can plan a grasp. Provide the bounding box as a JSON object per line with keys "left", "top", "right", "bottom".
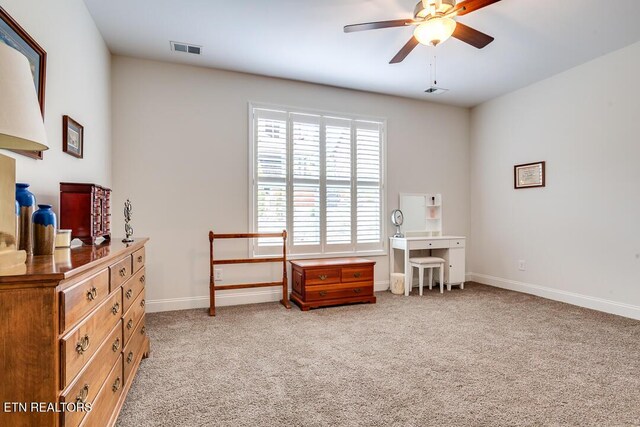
{"left": 514, "top": 161, "right": 545, "bottom": 189}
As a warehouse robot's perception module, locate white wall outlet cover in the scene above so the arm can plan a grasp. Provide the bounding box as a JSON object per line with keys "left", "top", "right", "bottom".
{"left": 518, "top": 260, "right": 526, "bottom": 271}
{"left": 214, "top": 268, "right": 223, "bottom": 280}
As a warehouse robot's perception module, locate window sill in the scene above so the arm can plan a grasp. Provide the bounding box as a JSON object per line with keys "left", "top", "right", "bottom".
{"left": 287, "top": 249, "right": 387, "bottom": 260}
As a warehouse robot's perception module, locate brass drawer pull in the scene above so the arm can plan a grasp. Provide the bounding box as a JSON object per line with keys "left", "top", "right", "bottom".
{"left": 141, "top": 326, "right": 146, "bottom": 335}
{"left": 125, "top": 289, "right": 133, "bottom": 299}
{"left": 111, "top": 302, "right": 120, "bottom": 315}
{"left": 112, "top": 377, "right": 121, "bottom": 392}
{"left": 119, "top": 267, "right": 127, "bottom": 277}
{"left": 140, "top": 275, "right": 146, "bottom": 284}
{"left": 127, "top": 351, "right": 134, "bottom": 364}
{"left": 319, "top": 291, "right": 328, "bottom": 297}
{"left": 318, "top": 274, "right": 328, "bottom": 281}
{"left": 140, "top": 299, "right": 146, "bottom": 308}
{"left": 137, "top": 255, "right": 143, "bottom": 263}
{"left": 354, "top": 288, "right": 362, "bottom": 294}
{"left": 86, "top": 286, "right": 98, "bottom": 301}
{"left": 112, "top": 338, "right": 120, "bottom": 352}
{"left": 76, "top": 384, "right": 89, "bottom": 404}
{"left": 127, "top": 319, "right": 133, "bottom": 330}
{"left": 76, "top": 335, "right": 90, "bottom": 355}
{"left": 353, "top": 272, "right": 362, "bottom": 278}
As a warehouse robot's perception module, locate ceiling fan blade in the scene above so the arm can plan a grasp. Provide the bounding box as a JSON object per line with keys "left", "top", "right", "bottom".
{"left": 389, "top": 37, "right": 420, "bottom": 64}
{"left": 344, "top": 19, "right": 413, "bottom": 33}
{"left": 452, "top": 0, "right": 502, "bottom": 16}
{"left": 452, "top": 22, "right": 494, "bottom": 48}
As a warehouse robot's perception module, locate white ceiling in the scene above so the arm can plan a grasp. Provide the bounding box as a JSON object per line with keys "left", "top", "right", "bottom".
{"left": 84, "top": 0, "right": 640, "bottom": 107}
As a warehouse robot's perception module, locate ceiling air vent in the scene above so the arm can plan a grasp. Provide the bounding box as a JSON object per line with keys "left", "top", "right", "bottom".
{"left": 170, "top": 41, "right": 202, "bottom": 55}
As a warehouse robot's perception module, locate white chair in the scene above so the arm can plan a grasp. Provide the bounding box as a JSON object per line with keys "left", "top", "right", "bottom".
{"left": 408, "top": 257, "right": 445, "bottom": 295}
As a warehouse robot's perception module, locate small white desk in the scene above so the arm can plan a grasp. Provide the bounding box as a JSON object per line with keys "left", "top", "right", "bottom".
{"left": 389, "top": 236, "right": 466, "bottom": 296}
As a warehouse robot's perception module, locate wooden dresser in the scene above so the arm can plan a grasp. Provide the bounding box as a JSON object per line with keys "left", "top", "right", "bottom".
{"left": 0, "top": 239, "right": 149, "bottom": 427}
{"left": 60, "top": 183, "right": 112, "bottom": 245}
{"left": 290, "top": 258, "right": 376, "bottom": 311}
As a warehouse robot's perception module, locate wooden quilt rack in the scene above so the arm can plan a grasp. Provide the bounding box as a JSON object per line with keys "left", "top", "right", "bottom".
{"left": 208, "top": 230, "right": 291, "bottom": 316}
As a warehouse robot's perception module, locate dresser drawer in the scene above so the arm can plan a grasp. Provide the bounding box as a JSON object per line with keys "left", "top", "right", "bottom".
{"left": 123, "top": 315, "right": 147, "bottom": 385}
{"left": 306, "top": 282, "right": 373, "bottom": 301}
{"left": 423, "top": 240, "right": 450, "bottom": 250}
{"left": 60, "top": 269, "right": 110, "bottom": 333}
{"left": 451, "top": 239, "right": 465, "bottom": 248}
{"left": 123, "top": 267, "right": 146, "bottom": 313}
{"left": 292, "top": 270, "right": 303, "bottom": 295}
{"left": 61, "top": 290, "right": 123, "bottom": 388}
{"left": 305, "top": 268, "right": 341, "bottom": 286}
{"left": 132, "top": 247, "right": 145, "bottom": 273}
{"left": 123, "top": 288, "right": 146, "bottom": 346}
{"left": 109, "top": 255, "right": 132, "bottom": 291}
{"left": 341, "top": 266, "right": 373, "bottom": 283}
{"left": 60, "top": 321, "right": 122, "bottom": 427}
{"left": 79, "top": 354, "right": 124, "bottom": 427}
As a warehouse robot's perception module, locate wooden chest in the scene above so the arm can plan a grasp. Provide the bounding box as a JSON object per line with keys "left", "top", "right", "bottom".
{"left": 290, "top": 258, "right": 376, "bottom": 311}
{"left": 60, "top": 182, "right": 112, "bottom": 245}
{"left": 0, "top": 239, "right": 149, "bottom": 427}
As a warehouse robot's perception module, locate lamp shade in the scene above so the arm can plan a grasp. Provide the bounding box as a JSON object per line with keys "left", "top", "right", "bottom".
{"left": 413, "top": 17, "right": 457, "bottom": 46}
{"left": 0, "top": 42, "right": 48, "bottom": 151}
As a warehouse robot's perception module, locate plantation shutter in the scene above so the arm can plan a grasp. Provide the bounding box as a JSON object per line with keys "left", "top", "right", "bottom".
{"left": 290, "top": 113, "right": 321, "bottom": 253}
{"left": 325, "top": 117, "right": 352, "bottom": 250}
{"left": 252, "top": 106, "right": 384, "bottom": 256}
{"left": 254, "top": 109, "right": 288, "bottom": 251}
{"left": 355, "top": 121, "right": 383, "bottom": 248}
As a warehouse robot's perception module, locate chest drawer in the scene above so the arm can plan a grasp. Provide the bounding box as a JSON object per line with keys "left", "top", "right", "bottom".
{"left": 306, "top": 282, "right": 373, "bottom": 302}
{"left": 132, "top": 247, "right": 145, "bottom": 273}
{"left": 123, "top": 315, "right": 147, "bottom": 385}
{"left": 341, "top": 266, "right": 373, "bottom": 283}
{"left": 123, "top": 288, "right": 146, "bottom": 346}
{"left": 60, "top": 321, "right": 122, "bottom": 427}
{"left": 305, "top": 268, "right": 341, "bottom": 286}
{"left": 61, "top": 290, "right": 123, "bottom": 388}
{"left": 123, "top": 267, "right": 146, "bottom": 313}
{"left": 60, "top": 269, "right": 110, "bottom": 333}
{"left": 79, "top": 354, "right": 123, "bottom": 427}
{"left": 109, "top": 255, "right": 132, "bottom": 291}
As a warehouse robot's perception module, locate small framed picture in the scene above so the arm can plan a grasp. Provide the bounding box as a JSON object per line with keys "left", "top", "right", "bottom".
{"left": 63, "top": 116, "right": 84, "bottom": 159}
{"left": 514, "top": 161, "right": 545, "bottom": 189}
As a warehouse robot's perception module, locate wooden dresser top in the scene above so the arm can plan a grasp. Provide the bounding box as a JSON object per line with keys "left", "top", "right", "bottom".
{"left": 290, "top": 257, "right": 375, "bottom": 268}
{"left": 0, "top": 238, "right": 148, "bottom": 286}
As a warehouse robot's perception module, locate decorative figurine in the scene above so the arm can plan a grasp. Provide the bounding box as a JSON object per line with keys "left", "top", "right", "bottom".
{"left": 122, "top": 199, "right": 134, "bottom": 243}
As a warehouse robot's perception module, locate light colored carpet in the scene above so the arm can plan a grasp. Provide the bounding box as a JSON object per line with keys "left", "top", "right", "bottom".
{"left": 116, "top": 283, "right": 640, "bottom": 427}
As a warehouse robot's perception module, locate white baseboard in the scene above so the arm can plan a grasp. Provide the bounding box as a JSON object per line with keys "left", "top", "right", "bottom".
{"left": 146, "top": 280, "right": 391, "bottom": 313}
{"left": 467, "top": 273, "right": 640, "bottom": 320}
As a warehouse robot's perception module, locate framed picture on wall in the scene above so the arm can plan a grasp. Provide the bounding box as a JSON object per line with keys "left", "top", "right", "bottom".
{"left": 63, "top": 116, "right": 84, "bottom": 159}
{"left": 0, "top": 6, "right": 47, "bottom": 160}
{"left": 514, "top": 161, "right": 545, "bottom": 189}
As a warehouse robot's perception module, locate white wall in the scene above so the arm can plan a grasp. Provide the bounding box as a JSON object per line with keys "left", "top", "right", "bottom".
{"left": 111, "top": 56, "right": 470, "bottom": 312}
{"left": 469, "top": 41, "right": 640, "bottom": 319}
{"left": 0, "top": 0, "right": 111, "bottom": 207}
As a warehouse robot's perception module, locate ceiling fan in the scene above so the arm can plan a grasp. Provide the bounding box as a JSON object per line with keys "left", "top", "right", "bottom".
{"left": 344, "top": 0, "right": 502, "bottom": 64}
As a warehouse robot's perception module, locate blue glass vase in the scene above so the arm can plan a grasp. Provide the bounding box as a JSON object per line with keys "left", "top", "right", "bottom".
{"left": 32, "top": 204, "right": 56, "bottom": 256}
{"left": 16, "top": 183, "right": 36, "bottom": 254}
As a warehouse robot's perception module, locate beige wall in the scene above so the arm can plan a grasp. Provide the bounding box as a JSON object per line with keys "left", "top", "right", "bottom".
{"left": 111, "top": 56, "right": 470, "bottom": 312}
{"left": 469, "top": 41, "right": 640, "bottom": 319}
{"left": 0, "top": 0, "right": 111, "bottom": 207}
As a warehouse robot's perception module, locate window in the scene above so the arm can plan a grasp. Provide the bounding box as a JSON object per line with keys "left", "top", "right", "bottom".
{"left": 250, "top": 104, "right": 385, "bottom": 257}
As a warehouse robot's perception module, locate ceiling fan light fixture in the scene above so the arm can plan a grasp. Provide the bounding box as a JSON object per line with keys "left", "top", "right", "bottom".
{"left": 413, "top": 17, "right": 457, "bottom": 46}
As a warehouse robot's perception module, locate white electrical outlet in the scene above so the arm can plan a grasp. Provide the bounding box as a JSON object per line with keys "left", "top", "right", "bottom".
{"left": 214, "top": 268, "right": 223, "bottom": 281}
{"left": 518, "top": 260, "right": 526, "bottom": 271}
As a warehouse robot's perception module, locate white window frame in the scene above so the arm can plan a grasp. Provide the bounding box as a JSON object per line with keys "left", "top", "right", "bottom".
{"left": 248, "top": 102, "right": 387, "bottom": 259}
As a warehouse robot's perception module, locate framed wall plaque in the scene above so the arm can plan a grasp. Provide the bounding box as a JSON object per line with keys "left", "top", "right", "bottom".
{"left": 0, "top": 6, "right": 47, "bottom": 160}
{"left": 514, "top": 161, "right": 545, "bottom": 189}
{"left": 63, "top": 116, "right": 84, "bottom": 158}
